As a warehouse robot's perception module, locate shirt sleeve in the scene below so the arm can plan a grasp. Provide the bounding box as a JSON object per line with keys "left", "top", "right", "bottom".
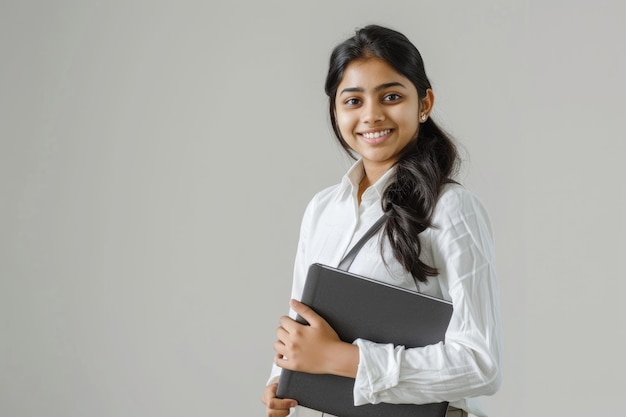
{"left": 352, "top": 187, "right": 503, "bottom": 405}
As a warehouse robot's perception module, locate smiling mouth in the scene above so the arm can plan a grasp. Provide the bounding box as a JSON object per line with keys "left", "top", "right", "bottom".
{"left": 360, "top": 129, "right": 392, "bottom": 139}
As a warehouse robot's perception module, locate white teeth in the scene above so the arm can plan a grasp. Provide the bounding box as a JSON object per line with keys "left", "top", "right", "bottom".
{"left": 362, "top": 129, "right": 391, "bottom": 139}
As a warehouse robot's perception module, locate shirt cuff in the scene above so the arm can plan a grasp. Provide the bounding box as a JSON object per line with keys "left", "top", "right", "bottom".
{"left": 267, "top": 363, "right": 282, "bottom": 386}
{"left": 352, "top": 338, "right": 404, "bottom": 405}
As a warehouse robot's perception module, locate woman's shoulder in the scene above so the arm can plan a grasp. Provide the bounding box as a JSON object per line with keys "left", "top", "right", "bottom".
{"left": 298, "top": 181, "right": 348, "bottom": 235}
{"left": 434, "top": 182, "right": 491, "bottom": 223}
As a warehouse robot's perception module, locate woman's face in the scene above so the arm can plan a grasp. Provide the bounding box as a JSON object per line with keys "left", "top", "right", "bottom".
{"left": 335, "top": 57, "right": 427, "bottom": 177}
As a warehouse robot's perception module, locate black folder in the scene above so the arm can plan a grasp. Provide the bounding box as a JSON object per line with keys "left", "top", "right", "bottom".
{"left": 276, "top": 263, "right": 453, "bottom": 417}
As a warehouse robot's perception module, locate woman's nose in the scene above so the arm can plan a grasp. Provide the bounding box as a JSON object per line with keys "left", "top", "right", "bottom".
{"left": 360, "top": 101, "right": 385, "bottom": 124}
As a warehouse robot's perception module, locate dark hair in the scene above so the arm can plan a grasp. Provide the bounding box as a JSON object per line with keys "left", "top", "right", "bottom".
{"left": 325, "top": 24, "right": 459, "bottom": 284}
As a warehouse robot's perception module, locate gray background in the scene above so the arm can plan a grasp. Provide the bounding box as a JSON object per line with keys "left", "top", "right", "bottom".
{"left": 2, "top": 1, "right": 625, "bottom": 416}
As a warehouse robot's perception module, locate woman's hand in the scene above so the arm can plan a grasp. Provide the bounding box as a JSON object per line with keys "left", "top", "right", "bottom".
{"left": 261, "top": 382, "right": 297, "bottom": 417}
{"left": 274, "top": 299, "right": 359, "bottom": 378}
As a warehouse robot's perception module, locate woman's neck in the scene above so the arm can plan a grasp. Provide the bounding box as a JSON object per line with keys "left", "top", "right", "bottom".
{"left": 357, "top": 164, "right": 387, "bottom": 204}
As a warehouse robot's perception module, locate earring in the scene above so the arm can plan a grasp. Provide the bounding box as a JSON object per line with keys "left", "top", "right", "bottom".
{"left": 420, "top": 113, "right": 427, "bottom": 122}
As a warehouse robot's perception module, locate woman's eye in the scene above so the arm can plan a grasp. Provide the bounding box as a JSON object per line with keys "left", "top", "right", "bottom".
{"left": 345, "top": 98, "right": 361, "bottom": 106}
{"left": 383, "top": 93, "right": 402, "bottom": 101}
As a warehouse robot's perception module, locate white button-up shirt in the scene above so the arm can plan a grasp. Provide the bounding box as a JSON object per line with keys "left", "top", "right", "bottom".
{"left": 269, "top": 160, "right": 502, "bottom": 417}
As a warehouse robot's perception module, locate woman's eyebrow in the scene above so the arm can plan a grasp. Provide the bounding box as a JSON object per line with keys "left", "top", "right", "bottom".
{"left": 339, "top": 82, "right": 407, "bottom": 95}
{"left": 375, "top": 82, "right": 407, "bottom": 91}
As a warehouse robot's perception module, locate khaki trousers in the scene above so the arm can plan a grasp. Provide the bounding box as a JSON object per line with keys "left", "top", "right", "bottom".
{"left": 446, "top": 405, "right": 469, "bottom": 417}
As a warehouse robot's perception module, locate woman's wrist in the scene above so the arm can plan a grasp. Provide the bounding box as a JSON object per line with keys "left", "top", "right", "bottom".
{"left": 327, "top": 341, "right": 359, "bottom": 378}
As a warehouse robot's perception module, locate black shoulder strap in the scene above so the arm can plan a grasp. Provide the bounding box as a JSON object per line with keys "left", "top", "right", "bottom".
{"left": 337, "top": 214, "right": 387, "bottom": 271}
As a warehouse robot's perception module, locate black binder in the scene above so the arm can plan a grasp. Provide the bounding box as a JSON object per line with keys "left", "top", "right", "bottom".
{"left": 276, "top": 262, "right": 453, "bottom": 417}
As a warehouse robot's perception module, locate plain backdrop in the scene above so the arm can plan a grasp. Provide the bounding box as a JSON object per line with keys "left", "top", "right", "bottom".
{"left": 1, "top": 1, "right": 625, "bottom": 416}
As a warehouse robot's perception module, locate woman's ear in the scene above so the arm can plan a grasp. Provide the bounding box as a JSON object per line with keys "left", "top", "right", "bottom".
{"left": 420, "top": 89, "right": 435, "bottom": 119}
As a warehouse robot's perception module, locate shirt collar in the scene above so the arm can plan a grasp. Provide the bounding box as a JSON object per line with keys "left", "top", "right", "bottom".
{"left": 340, "top": 159, "right": 397, "bottom": 199}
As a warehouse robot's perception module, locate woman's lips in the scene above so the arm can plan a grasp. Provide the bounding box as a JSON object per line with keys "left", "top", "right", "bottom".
{"left": 359, "top": 129, "right": 392, "bottom": 144}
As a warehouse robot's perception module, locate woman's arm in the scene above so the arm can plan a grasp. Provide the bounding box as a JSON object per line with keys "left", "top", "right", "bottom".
{"left": 352, "top": 187, "right": 503, "bottom": 405}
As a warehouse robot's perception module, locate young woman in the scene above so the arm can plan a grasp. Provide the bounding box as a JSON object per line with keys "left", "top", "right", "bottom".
{"left": 262, "top": 25, "right": 502, "bottom": 417}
